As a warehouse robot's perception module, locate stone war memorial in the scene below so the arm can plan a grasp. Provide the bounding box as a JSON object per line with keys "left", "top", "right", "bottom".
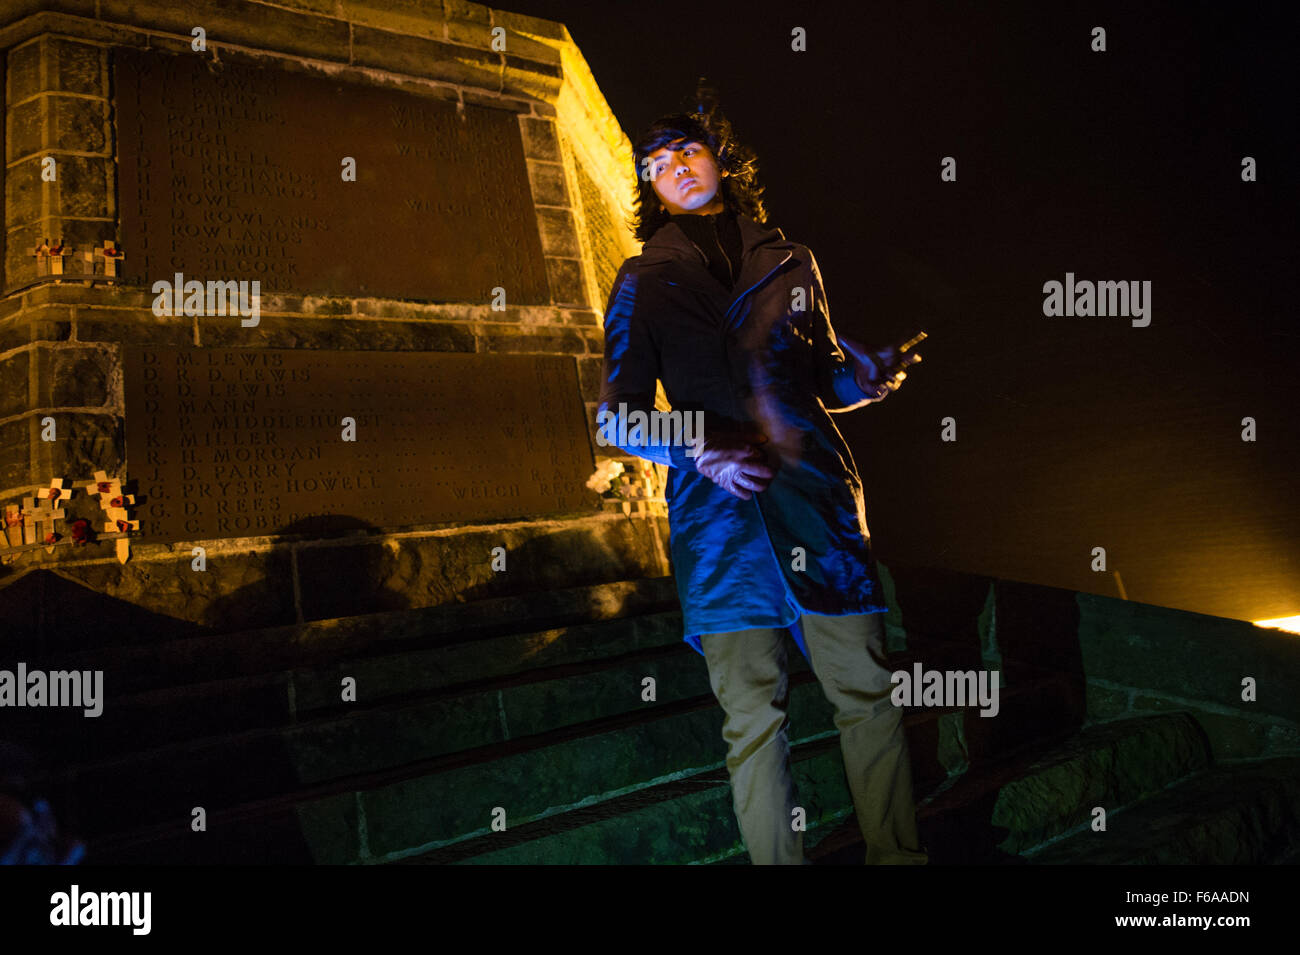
{"left": 2, "top": 0, "right": 1298, "bottom": 873}
{"left": 0, "top": 0, "right": 678, "bottom": 865}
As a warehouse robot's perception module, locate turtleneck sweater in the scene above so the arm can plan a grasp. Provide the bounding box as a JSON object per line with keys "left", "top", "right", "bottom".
{"left": 671, "top": 205, "right": 744, "bottom": 293}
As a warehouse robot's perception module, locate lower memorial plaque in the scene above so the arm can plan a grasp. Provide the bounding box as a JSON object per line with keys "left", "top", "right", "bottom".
{"left": 122, "top": 347, "right": 598, "bottom": 542}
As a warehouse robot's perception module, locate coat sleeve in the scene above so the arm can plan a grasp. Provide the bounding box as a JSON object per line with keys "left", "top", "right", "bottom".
{"left": 597, "top": 263, "right": 701, "bottom": 470}
{"left": 806, "top": 249, "right": 876, "bottom": 414}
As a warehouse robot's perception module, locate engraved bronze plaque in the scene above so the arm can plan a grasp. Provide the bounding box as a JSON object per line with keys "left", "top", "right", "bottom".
{"left": 115, "top": 49, "right": 549, "bottom": 303}
{"left": 122, "top": 347, "right": 597, "bottom": 542}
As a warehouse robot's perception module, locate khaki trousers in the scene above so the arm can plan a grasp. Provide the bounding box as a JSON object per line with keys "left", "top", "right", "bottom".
{"left": 701, "top": 611, "right": 929, "bottom": 865}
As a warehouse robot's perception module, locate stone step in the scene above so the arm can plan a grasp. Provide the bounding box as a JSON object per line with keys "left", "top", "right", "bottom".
{"left": 982, "top": 713, "right": 1216, "bottom": 854}
{"left": 55, "top": 627, "right": 1049, "bottom": 828}
{"left": 410, "top": 712, "right": 1218, "bottom": 866}
{"left": 5, "top": 575, "right": 682, "bottom": 695}
{"left": 83, "top": 659, "right": 1071, "bottom": 861}
{"left": 408, "top": 735, "right": 854, "bottom": 865}
{"left": 10, "top": 606, "right": 687, "bottom": 759}
{"left": 19, "top": 596, "right": 1026, "bottom": 764}
{"left": 1024, "top": 756, "right": 1300, "bottom": 864}
{"left": 829, "top": 711, "right": 1217, "bottom": 864}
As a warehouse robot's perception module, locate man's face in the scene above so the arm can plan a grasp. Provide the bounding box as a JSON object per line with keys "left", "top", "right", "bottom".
{"left": 648, "top": 139, "right": 726, "bottom": 216}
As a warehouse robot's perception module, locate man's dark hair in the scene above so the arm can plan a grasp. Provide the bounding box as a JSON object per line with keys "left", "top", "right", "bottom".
{"left": 627, "top": 79, "right": 769, "bottom": 243}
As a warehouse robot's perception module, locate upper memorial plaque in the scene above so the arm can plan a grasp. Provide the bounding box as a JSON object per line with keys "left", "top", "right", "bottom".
{"left": 115, "top": 49, "right": 550, "bottom": 303}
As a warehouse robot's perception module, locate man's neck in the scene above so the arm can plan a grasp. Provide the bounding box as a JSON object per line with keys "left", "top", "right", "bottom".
{"left": 673, "top": 201, "right": 727, "bottom": 217}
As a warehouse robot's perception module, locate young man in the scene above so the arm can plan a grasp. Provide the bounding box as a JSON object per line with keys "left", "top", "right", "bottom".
{"left": 598, "top": 106, "right": 927, "bottom": 865}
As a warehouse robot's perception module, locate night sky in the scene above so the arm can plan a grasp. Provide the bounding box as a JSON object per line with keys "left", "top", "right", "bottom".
{"left": 508, "top": 0, "right": 1298, "bottom": 625}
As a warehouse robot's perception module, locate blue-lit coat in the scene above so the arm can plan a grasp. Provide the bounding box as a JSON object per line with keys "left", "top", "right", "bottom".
{"left": 597, "top": 211, "right": 889, "bottom": 662}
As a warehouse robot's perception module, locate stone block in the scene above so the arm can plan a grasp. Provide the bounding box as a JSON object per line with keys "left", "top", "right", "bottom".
{"left": 286, "top": 693, "right": 505, "bottom": 786}
{"left": 500, "top": 53, "right": 562, "bottom": 102}
{"left": 295, "top": 793, "right": 364, "bottom": 865}
{"left": 482, "top": 26, "right": 560, "bottom": 68}
{"left": 5, "top": 96, "right": 43, "bottom": 160}
{"left": 519, "top": 116, "right": 559, "bottom": 162}
{"left": 575, "top": 326, "right": 603, "bottom": 353}
{"left": 460, "top": 89, "right": 532, "bottom": 113}
{"left": 30, "top": 411, "right": 124, "bottom": 485}
{"left": 501, "top": 652, "right": 710, "bottom": 739}
{"left": 351, "top": 298, "right": 475, "bottom": 322}
{"left": 1265, "top": 722, "right": 1300, "bottom": 756}
{"left": 460, "top": 784, "right": 737, "bottom": 865}
{"left": 53, "top": 544, "right": 298, "bottom": 637}
{"left": 528, "top": 161, "right": 569, "bottom": 207}
{"left": 0, "top": 305, "right": 74, "bottom": 352}
{"left": 0, "top": 0, "right": 98, "bottom": 29}
{"left": 0, "top": 12, "right": 149, "bottom": 53}
{"left": 0, "top": 350, "right": 29, "bottom": 418}
{"left": 351, "top": 25, "right": 496, "bottom": 87}
{"left": 53, "top": 154, "right": 114, "bottom": 219}
{"left": 292, "top": 610, "right": 684, "bottom": 715}
{"left": 478, "top": 322, "right": 584, "bottom": 355}
{"left": 935, "top": 709, "right": 969, "bottom": 776}
{"left": 98, "top": 0, "right": 352, "bottom": 63}
{"left": 0, "top": 417, "right": 32, "bottom": 489}
{"left": 490, "top": 8, "right": 567, "bottom": 42}
{"left": 1083, "top": 681, "right": 1130, "bottom": 721}
{"left": 576, "top": 355, "right": 602, "bottom": 403}
{"left": 24, "top": 284, "right": 151, "bottom": 308}
{"left": 49, "top": 96, "right": 109, "bottom": 153}
{"left": 360, "top": 700, "right": 725, "bottom": 857}
{"left": 444, "top": 0, "right": 490, "bottom": 22}
{"left": 1186, "top": 708, "right": 1273, "bottom": 760}
{"left": 270, "top": 0, "right": 342, "bottom": 14}
{"left": 339, "top": 0, "right": 447, "bottom": 39}
{"left": 535, "top": 207, "right": 579, "bottom": 257}
{"left": 198, "top": 316, "right": 477, "bottom": 352}
{"left": 1077, "top": 591, "right": 1300, "bottom": 724}
{"left": 32, "top": 344, "right": 111, "bottom": 408}
{"left": 75, "top": 306, "right": 194, "bottom": 346}
{"left": 991, "top": 712, "right": 1211, "bottom": 853}
{"left": 5, "top": 38, "right": 42, "bottom": 102}
{"left": 5, "top": 155, "right": 45, "bottom": 228}
{"left": 296, "top": 518, "right": 665, "bottom": 621}
{"left": 544, "top": 256, "right": 586, "bottom": 307}
{"left": 1027, "top": 758, "right": 1300, "bottom": 864}
{"left": 49, "top": 36, "right": 107, "bottom": 96}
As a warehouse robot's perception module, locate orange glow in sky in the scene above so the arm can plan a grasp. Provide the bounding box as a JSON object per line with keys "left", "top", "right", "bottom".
{"left": 1254, "top": 616, "right": 1300, "bottom": 635}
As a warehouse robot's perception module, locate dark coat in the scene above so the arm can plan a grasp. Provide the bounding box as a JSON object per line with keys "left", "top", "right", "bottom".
{"left": 597, "top": 210, "right": 889, "bottom": 661}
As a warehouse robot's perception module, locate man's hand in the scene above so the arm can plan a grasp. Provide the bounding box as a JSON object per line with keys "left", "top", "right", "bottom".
{"left": 693, "top": 427, "right": 776, "bottom": 500}
{"left": 838, "top": 334, "right": 922, "bottom": 401}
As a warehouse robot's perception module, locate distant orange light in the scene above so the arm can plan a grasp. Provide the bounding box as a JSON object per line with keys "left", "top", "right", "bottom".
{"left": 1254, "top": 616, "right": 1300, "bottom": 635}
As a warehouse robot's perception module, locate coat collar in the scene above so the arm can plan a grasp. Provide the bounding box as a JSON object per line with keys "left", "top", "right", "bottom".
{"left": 637, "top": 209, "right": 796, "bottom": 325}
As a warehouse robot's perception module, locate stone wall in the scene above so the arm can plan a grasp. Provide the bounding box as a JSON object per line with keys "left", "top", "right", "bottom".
{"left": 0, "top": 0, "right": 668, "bottom": 635}
{"left": 885, "top": 562, "right": 1300, "bottom": 764}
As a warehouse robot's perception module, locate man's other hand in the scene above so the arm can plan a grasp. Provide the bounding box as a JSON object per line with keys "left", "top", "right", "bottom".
{"left": 839, "top": 334, "right": 922, "bottom": 400}
{"left": 694, "top": 428, "right": 775, "bottom": 500}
